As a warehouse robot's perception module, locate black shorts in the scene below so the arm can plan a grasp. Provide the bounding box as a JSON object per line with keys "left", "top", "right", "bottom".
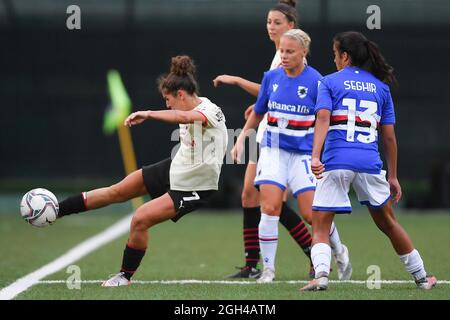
{"left": 142, "top": 158, "right": 216, "bottom": 222}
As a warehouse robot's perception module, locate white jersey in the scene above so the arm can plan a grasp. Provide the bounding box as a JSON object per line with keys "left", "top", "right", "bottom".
{"left": 170, "top": 97, "right": 228, "bottom": 191}
{"left": 256, "top": 50, "right": 282, "bottom": 143}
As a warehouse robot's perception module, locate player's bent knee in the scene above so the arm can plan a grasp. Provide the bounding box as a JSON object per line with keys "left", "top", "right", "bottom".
{"left": 261, "top": 203, "right": 281, "bottom": 215}
{"left": 130, "top": 213, "right": 152, "bottom": 232}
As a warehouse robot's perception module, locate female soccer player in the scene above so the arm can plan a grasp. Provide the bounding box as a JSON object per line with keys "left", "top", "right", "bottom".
{"left": 213, "top": 0, "right": 321, "bottom": 280}
{"left": 56, "top": 55, "right": 228, "bottom": 286}
{"left": 232, "top": 29, "right": 350, "bottom": 283}
{"left": 301, "top": 31, "right": 437, "bottom": 291}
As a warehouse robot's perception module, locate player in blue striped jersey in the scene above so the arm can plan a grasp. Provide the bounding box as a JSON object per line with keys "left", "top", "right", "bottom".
{"left": 233, "top": 29, "right": 351, "bottom": 283}
{"left": 301, "top": 31, "right": 436, "bottom": 291}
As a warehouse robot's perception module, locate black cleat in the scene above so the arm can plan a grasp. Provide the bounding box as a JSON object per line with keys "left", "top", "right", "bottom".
{"left": 226, "top": 266, "right": 262, "bottom": 279}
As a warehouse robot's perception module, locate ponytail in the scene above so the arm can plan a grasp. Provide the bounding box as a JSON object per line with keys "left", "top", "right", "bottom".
{"left": 158, "top": 55, "right": 199, "bottom": 95}
{"left": 334, "top": 31, "right": 397, "bottom": 86}
{"left": 365, "top": 40, "right": 397, "bottom": 86}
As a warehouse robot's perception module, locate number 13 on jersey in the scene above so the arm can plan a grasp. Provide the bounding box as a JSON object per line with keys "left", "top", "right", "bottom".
{"left": 342, "top": 98, "right": 378, "bottom": 144}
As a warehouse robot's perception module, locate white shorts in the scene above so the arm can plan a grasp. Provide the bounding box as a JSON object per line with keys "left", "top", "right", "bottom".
{"left": 312, "top": 169, "right": 391, "bottom": 213}
{"left": 254, "top": 147, "right": 316, "bottom": 197}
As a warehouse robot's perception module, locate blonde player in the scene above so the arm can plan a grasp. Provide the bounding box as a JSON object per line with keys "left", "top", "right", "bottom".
{"left": 232, "top": 29, "right": 351, "bottom": 283}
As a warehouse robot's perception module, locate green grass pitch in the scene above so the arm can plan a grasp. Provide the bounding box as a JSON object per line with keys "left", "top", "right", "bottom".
{"left": 1, "top": 198, "right": 449, "bottom": 300}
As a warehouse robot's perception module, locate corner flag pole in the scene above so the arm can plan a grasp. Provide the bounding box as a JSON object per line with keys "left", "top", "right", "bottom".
{"left": 103, "top": 70, "right": 144, "bottom": 211}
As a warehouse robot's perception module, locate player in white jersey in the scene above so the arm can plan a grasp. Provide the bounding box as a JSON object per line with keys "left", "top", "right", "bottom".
{"left": 56, "top": 56, "right": 228, "bottom": 286}
{"left": 213, "top": 0, "right": 317, "bottom": 279}
{"left": 301, "top": 32, "right": 436, "bottom": 291}
{"left": 232, "top": 29, "right": 350, "bottom": 283}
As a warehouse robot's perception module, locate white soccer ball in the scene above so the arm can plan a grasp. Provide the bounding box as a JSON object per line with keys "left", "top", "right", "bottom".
{"left": 20, "top": 188, "right": 59, "bottom": 227}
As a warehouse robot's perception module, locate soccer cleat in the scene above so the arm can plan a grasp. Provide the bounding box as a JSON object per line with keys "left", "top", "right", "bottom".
{"left": 415, "top": 275, "right": 437, "bottom": 290}
{"left": 226, "top": 266, "right": 262, "bottom": 279}
{"left": 300, "top": 272, "right": 329, "bottom": 292}
{"left": 334, "top": 244, "right": 352, "bottom": 280}
{"left": 101, "top": 272, "right": 130, "bottom": 287}
{"left": 256, "top": 268, "right": 275, "bottom": 283}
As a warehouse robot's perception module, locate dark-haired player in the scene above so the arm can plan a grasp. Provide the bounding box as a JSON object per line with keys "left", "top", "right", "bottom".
{"left": 56, "top": 55, "right": 228, "bottom": 286}
{"left": 301, "top": 31, "right": 437, "bottom": 291}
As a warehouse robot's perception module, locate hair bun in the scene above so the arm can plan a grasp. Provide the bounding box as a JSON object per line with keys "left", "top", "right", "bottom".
{"left": 279, "top": 0, "right": 296, "bottom": 8}
{"left": 170, "top": 55, "right": 196, "bottom": 77}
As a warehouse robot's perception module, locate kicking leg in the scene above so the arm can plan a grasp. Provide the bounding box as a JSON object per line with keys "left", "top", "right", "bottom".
{"left": 59, "top": 169, "right": 148, "bottom": 217}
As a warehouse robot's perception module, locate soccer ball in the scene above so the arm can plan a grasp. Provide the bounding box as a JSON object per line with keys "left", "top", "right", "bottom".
{"left": 20, "top": 188, "right": 59, "bottom": 227}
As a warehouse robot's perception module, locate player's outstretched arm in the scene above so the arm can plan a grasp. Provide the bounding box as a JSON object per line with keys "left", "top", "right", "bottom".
{"left": 380, "top": 124, "right": 402, "bottom": 204}
{"left": 311, "top": 109, "right": 331, "bottom": 179}
{"left": 124, "top": 110, "right": 206, "bottom": 127}
{"left": 213, "top": 74, "right": 261, "bottom": 97}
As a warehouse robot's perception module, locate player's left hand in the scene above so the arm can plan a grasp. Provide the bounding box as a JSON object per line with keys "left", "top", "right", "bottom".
{"left": 311, "top": 157, "right": 325, "bottom": 179}
{"left": 388, "top": 177, "right": 402, "bottom": 204}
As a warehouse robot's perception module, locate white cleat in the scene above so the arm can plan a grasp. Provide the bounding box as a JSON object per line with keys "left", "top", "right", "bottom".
{"left": 334, "top": 244, "right": 352, "bottom": 280}
{"left": 300, "top": 272, "right": 329, "bottom": 292}
{"left": 415, "top": 275, "right": 437, "bottom": 290}
{"left": 101, "top": 272, "right": 130, "bottom": 287}
{"left": 256, "top": 268, "right": 275, "bottom": 284}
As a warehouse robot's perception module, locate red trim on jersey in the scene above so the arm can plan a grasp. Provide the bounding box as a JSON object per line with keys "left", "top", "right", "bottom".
{"left": 331, "top": 115, "right": 380, "bottom": 125}
{"left": 267, "top": 115, "right": 315, "bottom": 127}
{"left": 194, "top": 110, "right": 208, "bottom": 126}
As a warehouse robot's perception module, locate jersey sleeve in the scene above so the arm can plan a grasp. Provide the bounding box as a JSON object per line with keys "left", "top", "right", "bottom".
{"left": 195, "top": 103, "right": 225, "bottom": 128}
{"left": 315, "top": 77, "right": 333, "bottom": 113}
{"left": 254, "top": 71, "right": 270, "bottom": 115}
{"left": 380, "top": 87, "right": 396, "bottom": 125}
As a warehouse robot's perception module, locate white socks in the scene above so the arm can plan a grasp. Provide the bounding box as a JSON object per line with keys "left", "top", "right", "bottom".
{"left": 259, "top": 213, "right": 279, "bottom": 270}
{"left": 399, "top": 249, "right": 427, "bottom": 281}
{"left": 311, "top": 242, "right": 332, "bottom": 277}
{"left": 329, "top": 222, "right": 344, "bottom": 256}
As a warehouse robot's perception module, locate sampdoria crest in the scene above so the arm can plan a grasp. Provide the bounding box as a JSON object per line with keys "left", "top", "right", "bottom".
{"left": 297, "top": 86, "right": 308, "bottom": 99}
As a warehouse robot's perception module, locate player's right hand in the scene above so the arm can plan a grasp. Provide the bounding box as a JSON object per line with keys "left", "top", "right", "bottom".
{"left": 212, "top": 75, "right": 236, "bottom": 87}
{"left": 388, "top": 177, "right": 402, "bottom": 204}
{"left": 311, "top": 157, "right": 325, "bottom": 179}
{"left": 244, "top": 105, "right": 254, "bottom": 120}
{"left": 124, "top": 111, "right": 149, "bottom": 127}
{"left": 231, "top": 136, "right": 245, "bottom": 164}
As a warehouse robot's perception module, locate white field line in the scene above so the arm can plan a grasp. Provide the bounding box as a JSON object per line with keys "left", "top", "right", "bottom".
{"left": 37, "top": 279, "right": 450, "bottom": 285}
{"left": 0, "top": 213, "right": 133, "bottom": 300}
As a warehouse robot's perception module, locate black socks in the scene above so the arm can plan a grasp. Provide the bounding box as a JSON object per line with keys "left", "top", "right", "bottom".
{"left": 58, "top": 193, "right": 87, "bottom": 217}
{"left": 120, "top": 244, "right": 146, "bottom": 280}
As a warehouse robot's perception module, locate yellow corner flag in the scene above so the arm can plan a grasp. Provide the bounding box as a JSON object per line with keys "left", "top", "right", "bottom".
{"left": 104, "top": 70, "right": 144, "bottom": 211}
